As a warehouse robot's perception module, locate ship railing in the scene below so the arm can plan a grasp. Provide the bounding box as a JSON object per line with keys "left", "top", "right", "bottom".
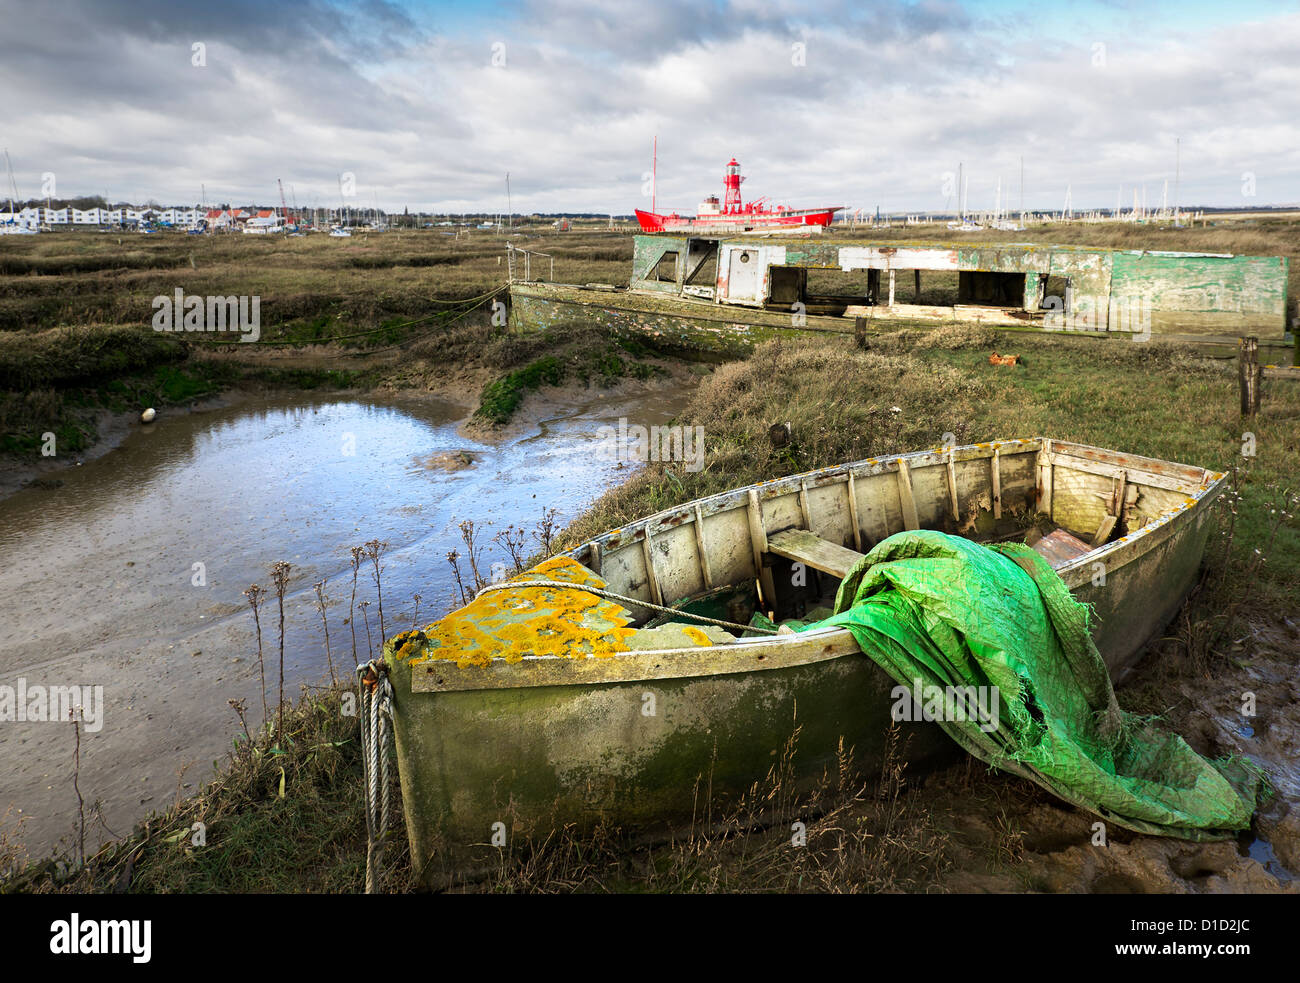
{"left": 506, "top": 243, "right": 554, "bottom": 283}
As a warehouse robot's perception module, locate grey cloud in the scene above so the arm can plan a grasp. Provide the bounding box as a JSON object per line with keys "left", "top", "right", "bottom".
{"left": 0, "top": 1, "right": 1295, "bottom": 212}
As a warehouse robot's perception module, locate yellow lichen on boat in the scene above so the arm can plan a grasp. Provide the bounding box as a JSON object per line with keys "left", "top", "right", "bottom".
{"left": 394, "top": 632, "right": 427, "bottom": 659}
{"left": 531, "top": 555, "right": 592, "bottom": 579}
{"left": 396, "top": 555, "right": 638, "bottom": 668}
{"left": 680, "top": 626, "right": 714, "bottom": 647}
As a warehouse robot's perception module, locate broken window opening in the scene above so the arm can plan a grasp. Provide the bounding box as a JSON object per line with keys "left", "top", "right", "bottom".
{"left": 766, "top": 266, "right": 807, "bottom": 307}
{"left": 653, "top": 251, "right": 680, "bottom": 283}
{"left": 684, "top": 240, "right": 719, "bottom": 285}
{"left": 958, "top": 271, "right": 1025, "bottom": 307}
{"left": 1041, "top": 275, "right": 1071, "bottom": 312}
{"left": 902, "top": 270, "right": 960, "bottom": 306}
{"left": 798, "top": 268, "right": 873, "bottom": 314}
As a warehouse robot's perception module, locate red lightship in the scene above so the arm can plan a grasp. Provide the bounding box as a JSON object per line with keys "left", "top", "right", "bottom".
{"left": 635, "top": 158, "right": 842, "bottom": 233}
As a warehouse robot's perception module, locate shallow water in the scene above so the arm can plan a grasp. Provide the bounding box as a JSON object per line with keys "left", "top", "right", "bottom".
{"left": 0, "top": 383, "right": 696, "bottom": 854}
{"left": 1243, "top": 835, "right": 1294, "bottom": 882}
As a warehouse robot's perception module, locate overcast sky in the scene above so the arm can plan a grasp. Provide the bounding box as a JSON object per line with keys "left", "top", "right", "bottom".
{"left": 2, "top": 0, "right": 1298, "bottom": 214}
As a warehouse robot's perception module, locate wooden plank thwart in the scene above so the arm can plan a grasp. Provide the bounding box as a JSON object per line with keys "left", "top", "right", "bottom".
{"left": 766, "top": 516, "right": 1093, "bottom": 580}
{"left": 766, "top": 528, "right": 865, "bottom": 580}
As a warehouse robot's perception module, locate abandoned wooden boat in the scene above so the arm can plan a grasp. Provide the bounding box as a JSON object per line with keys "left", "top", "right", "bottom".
{"left": 507, "top": 234, "right": 1290, "bottom": 359}
{"left": 384, "top": 438, "right": 1226, "bottom": 884}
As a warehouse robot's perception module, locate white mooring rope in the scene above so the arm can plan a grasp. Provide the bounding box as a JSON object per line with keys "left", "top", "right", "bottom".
{"left": 472, "top": 580, "right": 779, "bottom": 635}
{"left": 357, "top": 661, "right": 394, "bottom": 894}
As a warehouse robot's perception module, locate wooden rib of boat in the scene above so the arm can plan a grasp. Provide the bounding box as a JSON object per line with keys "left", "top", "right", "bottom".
{"left": 384, "top": 437, "right": 1225, "bottom": 885}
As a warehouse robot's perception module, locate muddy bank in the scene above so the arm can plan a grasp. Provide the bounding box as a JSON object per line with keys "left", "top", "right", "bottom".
{"left": 0, "top": 405, "right": 139, "bottom": 501}
{"left": 458, "top": 359, "right": 707, "bottom": 442}
{"left": 913, "top": 613, "right": 1300, "bottom": 894}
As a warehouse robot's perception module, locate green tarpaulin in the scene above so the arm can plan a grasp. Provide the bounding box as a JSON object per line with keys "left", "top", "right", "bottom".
{"left": 796, "top": 530, "right": 1261, "bottom": 839}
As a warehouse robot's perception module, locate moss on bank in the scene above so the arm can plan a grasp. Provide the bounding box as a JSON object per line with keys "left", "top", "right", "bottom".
{"left": 0, "top": 355, "right": 369, "bottom": 458}
{"left": 477, "top": 356, "right": 566, "bottom": 422}
{"left": 468, "top": 323, "right": 665, "bottom": 425}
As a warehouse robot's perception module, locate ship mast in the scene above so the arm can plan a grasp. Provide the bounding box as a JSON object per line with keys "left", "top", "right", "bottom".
{"left": 651, "top": 136, "right": 656, "bottom": 216}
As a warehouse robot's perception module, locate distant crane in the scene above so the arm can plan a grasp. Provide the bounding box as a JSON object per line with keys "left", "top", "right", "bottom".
{"left": 277, "top": 178, "right": 292, "bottom": 230}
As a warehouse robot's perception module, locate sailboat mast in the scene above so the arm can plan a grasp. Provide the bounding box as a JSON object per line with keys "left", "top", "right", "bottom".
{"left": 4, "top": 149, "right": 16, "bottom": 213}
{"left": 1173, "top": 136, "right": 1181, "bottom": 222}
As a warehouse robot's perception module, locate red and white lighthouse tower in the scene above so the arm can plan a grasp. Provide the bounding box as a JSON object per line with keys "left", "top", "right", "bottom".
{"left": 722, "top": 158, "right": 745, "bottom": 214}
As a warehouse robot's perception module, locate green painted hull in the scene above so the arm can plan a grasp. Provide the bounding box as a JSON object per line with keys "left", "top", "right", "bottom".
{"left": 385, "top": 643, "right": 955, "bottom": 887}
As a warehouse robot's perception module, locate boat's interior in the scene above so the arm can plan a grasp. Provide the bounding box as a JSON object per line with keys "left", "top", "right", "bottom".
{"left": 560, "top": 438, "right": 1218, "bottom": 648}
{"left": 771, "top": 267, "right": 1054, "bottom": 322}
{"left": 410, "top": 439, "right": 1221, "bottom": 665}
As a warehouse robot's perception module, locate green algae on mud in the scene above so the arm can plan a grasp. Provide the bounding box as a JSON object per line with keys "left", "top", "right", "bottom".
{"left": 473, "top": 344, "right": 663, "bottom": 425}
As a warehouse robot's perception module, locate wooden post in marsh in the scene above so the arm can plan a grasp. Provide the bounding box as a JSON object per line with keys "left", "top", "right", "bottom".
{"left": 1239, "top": 336, "right": 1261, "bottom": 416}
{"left": 914, "top": 269, "right": 921, "bottom": 300}
{"left": 854, "top": 315, "right": 867, "bottom": 349}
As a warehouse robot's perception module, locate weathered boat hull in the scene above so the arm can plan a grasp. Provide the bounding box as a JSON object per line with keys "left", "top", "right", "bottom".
{"left": 510, "top": 279, "right": 856, "bottom": 358}
{"left": 509, "top": 280, "right": 1297, "bottom": 361}
{"left": 385, "top": 439, "right": 1225, "bottom": 885}
{"left": 385, "top": 640, "right": 955, "bottom": 887}
{"left": 508, "top": 231, "right": 1291, "bottom": 359}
